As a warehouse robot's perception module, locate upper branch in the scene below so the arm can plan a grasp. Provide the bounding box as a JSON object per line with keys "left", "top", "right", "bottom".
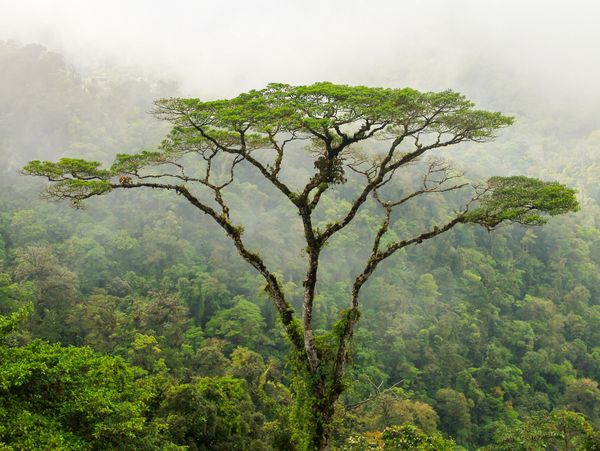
{"left": 186, "top": 120, "right": 296, "bottom": 200}
{"left": 316, "top": 130, "right": 464, "bottom": 245}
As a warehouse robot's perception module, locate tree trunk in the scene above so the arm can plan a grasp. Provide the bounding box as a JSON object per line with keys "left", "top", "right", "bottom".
{"left": 304, "top": 388, "right": 336, "bottom": 451}
{"left": 291, "top": 361, "right": 348, "bottom": 451}
{"left": 292, "top": 309, "right": 358, "bottom": 450}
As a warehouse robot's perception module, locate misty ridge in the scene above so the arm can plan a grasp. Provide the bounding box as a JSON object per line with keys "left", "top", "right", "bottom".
{"left": 1, "top": 2, "right": 600, "bottom": 448}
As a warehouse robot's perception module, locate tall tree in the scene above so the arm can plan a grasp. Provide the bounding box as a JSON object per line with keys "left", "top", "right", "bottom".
{"left": 23, "top": 82, "right": 578, "bottom": 449}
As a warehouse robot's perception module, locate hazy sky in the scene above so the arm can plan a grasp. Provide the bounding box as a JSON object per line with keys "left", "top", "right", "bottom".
{"left": 2, "top": 0, "right": 600, "bottom": 104}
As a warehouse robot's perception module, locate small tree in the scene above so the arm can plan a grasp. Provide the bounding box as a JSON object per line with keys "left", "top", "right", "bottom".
{"left": 24, "top": 82, "right": 578, "bottom": 449}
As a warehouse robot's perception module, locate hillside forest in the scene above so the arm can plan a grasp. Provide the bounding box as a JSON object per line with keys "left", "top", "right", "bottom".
{"left": 2, "top": 42, "right": 600, "bottom": 450}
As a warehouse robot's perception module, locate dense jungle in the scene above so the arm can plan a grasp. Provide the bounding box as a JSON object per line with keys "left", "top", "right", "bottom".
{"left": 2, "top": 37, "right": 600, "bottom": 450}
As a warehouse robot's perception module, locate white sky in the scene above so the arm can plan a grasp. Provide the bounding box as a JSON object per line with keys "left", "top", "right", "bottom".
{"left": 1, "top": 0, "right": 600, "bottom": 104}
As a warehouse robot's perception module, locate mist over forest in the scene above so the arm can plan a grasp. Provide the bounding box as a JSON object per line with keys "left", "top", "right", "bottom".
{"left": 1, "top": 2, "right": 600, "bottom": 450}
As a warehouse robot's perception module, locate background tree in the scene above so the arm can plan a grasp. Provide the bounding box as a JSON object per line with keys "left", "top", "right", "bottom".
{"left": 488, "top": 409, "right": 600, "bottom": 451}
{"left": 561, "top": 378, "right": 600, "bottom": 426}
{"left": 155, "top": 376, "right": 266, "bottom": 450}
{"left": 23, "top": 82, "right": 579, "bottom": 449}
{"left": 205, "top": 296, "right": 267, "bottom": 350}
{"left": 14, "top": 246, "right": 79, "bottom": 343}
{"left": 0, "top": 306, "right": 176, "bottom": 450}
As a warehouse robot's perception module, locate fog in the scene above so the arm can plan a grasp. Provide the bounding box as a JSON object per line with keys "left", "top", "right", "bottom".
{"left": 2, "top": 0, "right": 600, "bottom": 187}
{"left": 2, "top": 0, "right": 600, "bottom": 107}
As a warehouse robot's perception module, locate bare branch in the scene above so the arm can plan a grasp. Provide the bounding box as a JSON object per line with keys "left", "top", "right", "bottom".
{"left": 185, "top": 119, "right": 297, "bottom": 201}
{"left": 346, "top": 378, "right": 404, "bottom": 411}
{"left": 317, "top": 131, "right": 470, "bottom": 246}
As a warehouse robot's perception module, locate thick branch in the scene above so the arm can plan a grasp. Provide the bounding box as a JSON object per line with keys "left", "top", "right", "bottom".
{"left": 330, "top": 214, "right": 464, "bottom": 397}
{"left": 110, "top": 181, "right": 305, "bottom": 352}
{"left": 316, "top": 133, "right": 407, "bottom": 244}
{"left": 298, "top": 201, "right": 323, "bottom": 372}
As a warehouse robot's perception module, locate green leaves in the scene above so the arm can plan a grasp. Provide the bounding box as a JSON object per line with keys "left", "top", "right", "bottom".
{"left": 0, "top": 338, "right": 160, "bottom": 449}
{"left": 110, "top": 150, "right": 164, "bottom": 173}
{"left": 380, "top": 423, "right": 457, "bottom": 450}
{"left": 152, "top": 82, "right": 514, "bottom": 142}
{"left": 0, "top": 304, "right": 32, "bottom": 341}
{"left": 462, "top": 176, "right": 579, "bottom": 229}
{"left": 156, "top": 376, "right": 261, "bottom": 449}
{"left": 22, "top": 158, "right": 113, "bottom": 208}
{"left": 489, "top": 410, "right": 598, "bottom": 451}
{"left": 23, "top": 158, "right": 111, "bottom": 180}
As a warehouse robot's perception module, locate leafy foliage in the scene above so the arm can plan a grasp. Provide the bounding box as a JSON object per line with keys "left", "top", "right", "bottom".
{"left": 380, "top": 423, "right": 457, "bottom": 450}
{"left": 156, "top": 377, "right": 266, "bottom": 450}
{"left": 464, "top": 176, "right": 579, "bottom": 229}
{"left": 0, "top": 338, "right": 167, "bottom": 449}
